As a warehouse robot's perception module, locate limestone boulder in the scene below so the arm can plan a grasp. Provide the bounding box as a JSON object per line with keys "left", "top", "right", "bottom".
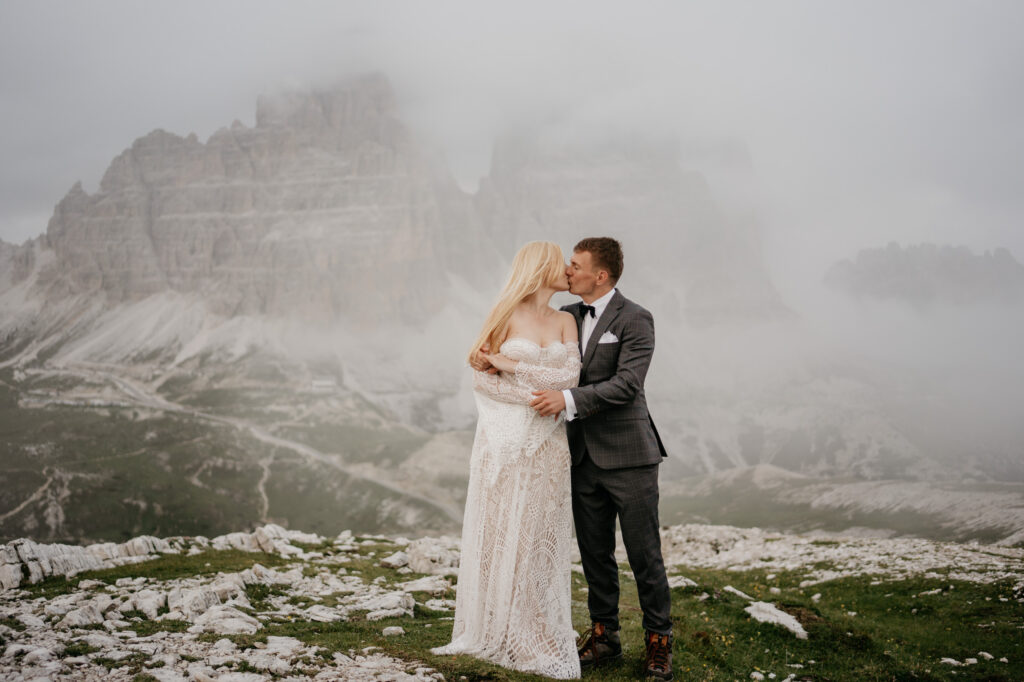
{"left": 406, "top": 538, "right": 460, "bottom": 575}
{"left": 189, "top": 605, "right": 262, "bottom": 635}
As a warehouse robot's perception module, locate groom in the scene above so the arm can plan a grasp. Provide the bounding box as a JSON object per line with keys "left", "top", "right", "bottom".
{"left": 528, "top": 237, "right": 673, "bottom": 680}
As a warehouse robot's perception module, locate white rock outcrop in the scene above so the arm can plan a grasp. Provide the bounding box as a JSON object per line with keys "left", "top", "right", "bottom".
{"left": 0, "top": 524, "right": 335, "bottom": 592}
{"left": 58, "top": 602, "right": 105, "bottom": 628}
{"left": 744, "top": 601, "right": 808, "bottom": 640}
{"left": 166, "top": 586, "right": 222, "bottom": 619}
{"left": 189, "top": 605, "right": 262, "bottom": 635}
{"left": 405, "top": 537, "right": 460, "bottom": 575}
{"left": 1, "top": 539, "right": 105, "bottom": 589}
{"left": 380, "top": 551, "right": 409, "bottom": 568}
{"left": 397, "top": 575, "right": 450, "bottom": 595}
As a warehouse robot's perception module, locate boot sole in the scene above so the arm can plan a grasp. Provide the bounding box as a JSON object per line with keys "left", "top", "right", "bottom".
{"left": 580, "top": 651, "right": 623, "bottom": 669}
{"left": 644, "top": 662, "right": 674, "bottom": 680}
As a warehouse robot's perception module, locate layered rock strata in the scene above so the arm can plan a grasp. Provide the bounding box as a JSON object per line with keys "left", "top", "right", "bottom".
{"left": 31, "top": 74, "right": 488, "bottom": 328}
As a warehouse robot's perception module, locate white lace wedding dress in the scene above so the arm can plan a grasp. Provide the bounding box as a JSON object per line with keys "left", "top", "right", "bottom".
{"left": 432, "top": 338, "right": 582, "bottom": 679}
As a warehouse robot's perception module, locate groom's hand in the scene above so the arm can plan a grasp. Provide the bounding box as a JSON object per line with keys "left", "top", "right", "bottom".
{"left": 530, "top": 390, "right": 565, "bottom": 417}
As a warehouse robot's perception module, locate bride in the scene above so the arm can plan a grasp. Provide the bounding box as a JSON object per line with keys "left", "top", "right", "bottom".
{"left": 431, "top": 241, "right": 582, "bottom": 679}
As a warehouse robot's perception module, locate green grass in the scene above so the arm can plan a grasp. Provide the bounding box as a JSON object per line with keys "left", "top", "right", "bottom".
{"left": 130, "top": 618, "right": 194, "bottom": 637}
{"left": 22, "top": 549, "right": 287, "bottom": 599}
{"left": 274, "top": 420, "right": 427, "bottom": 466}
{"left": 0, "top": 396, "right": 271, "bottom": 543}
{"left": 221, "top": 565, "right": 1021, "bottom": 681}
{"left": 92, "top": 652, "right": 149, "bottom": 670}
{"left": 661, "top": 568, "right": 1023, "bottom": 681}
{"left": 0, "top": 364, "right": 455, "bottom": 544}
{"left": 0, "top": 616, "right": 26, "bottom": 632}
{"left": 61, "top": 640, "right": 102, "bottom": 657}
{"left": 262, "top": 457, "right": 452, "bottom": 537}
{"left": 245, "top": 582, "right": 289, "bottom": 611}
{"left": 147, "top": 549, "right": 1023, "bottom": 681}
{"left": 290, "top": 539, "right": 338, "bottom": 553}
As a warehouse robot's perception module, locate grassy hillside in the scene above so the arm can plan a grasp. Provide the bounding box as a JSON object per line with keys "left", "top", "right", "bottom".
{"left": 0, "top": 367, "right": 454, "bottom": 543}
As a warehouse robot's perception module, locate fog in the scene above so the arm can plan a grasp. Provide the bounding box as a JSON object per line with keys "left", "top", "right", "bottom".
{"left": 1, "top": 1, "right": 1022, "bottom": 471}
{"left": 3, "top": 1, "right": 1023, "bottom": 253}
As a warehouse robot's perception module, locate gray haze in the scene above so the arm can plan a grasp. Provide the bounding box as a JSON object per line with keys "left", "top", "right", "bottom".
{"left": 2, "top": 1, "right": 1023, "bottom": 279}
{"left": 3, "top": 2, "right": 1024, "bottom": 547}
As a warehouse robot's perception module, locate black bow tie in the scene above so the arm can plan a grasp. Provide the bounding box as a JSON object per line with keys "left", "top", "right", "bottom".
{"left": 581, "top": 304, "right": 596, "bottom": 319}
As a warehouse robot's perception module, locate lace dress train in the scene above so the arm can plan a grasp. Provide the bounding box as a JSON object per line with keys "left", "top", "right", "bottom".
{"left": 432, "top": 339, "right": 582, "bottom": 679}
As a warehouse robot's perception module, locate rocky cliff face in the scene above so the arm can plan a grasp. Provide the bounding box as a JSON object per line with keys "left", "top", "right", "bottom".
{"left": 0, "top": 237, "right": 35, "bottom": 292}
{"left": 34, "top": 74, "right": 489, "bottom": 328}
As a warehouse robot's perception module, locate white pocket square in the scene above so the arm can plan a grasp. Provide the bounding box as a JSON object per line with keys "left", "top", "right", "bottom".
{"left": 598, "top": 331, "right": 619, "bottom": 344}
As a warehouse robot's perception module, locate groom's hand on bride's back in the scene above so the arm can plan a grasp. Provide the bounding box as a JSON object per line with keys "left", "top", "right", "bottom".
{"left": 470, "top": 345, "right": 498, "bottom": 373}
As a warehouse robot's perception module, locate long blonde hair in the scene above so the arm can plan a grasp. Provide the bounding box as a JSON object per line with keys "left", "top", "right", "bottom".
{"left": 468, "top": 241, "right": 566, "bottom": 363}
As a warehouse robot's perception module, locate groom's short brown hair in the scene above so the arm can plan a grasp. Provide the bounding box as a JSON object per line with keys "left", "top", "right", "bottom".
{"left": 574, "top": 237, "right": 623, "bottom": 283}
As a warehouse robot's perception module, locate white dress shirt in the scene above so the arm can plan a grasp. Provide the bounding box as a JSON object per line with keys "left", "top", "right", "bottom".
{"left": 563, "top": 288, "right": 617, "bottom": 421}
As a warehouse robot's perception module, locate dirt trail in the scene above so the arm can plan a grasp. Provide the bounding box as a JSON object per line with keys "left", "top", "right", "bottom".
{"left": 0, "top": 469, "right": 54, "bottom": 523}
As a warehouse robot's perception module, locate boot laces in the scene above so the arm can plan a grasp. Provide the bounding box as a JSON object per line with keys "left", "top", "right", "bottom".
{"left": 646, "top": 633, "right": 670, "bottom": 671}
{"left": 578, "top": 623, "right": 606, "bottom": 658}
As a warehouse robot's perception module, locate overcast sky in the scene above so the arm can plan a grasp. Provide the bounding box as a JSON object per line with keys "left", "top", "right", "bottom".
{"left": 2, "top": 0, "right": 1022, "bottom": 287}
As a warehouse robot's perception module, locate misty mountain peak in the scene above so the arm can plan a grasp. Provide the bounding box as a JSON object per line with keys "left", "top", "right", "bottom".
{"left": 255, "top": 73, "right": 398, "bottom": 135}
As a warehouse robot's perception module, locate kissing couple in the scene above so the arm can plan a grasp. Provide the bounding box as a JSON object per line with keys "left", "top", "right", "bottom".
{"left": 431, "top": 238, "right": 673, "bottom": 680}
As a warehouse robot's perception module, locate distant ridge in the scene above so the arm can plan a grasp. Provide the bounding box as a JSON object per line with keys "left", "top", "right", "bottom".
{"left": 826, "top": 242, "right": 1024, "bottom": 304}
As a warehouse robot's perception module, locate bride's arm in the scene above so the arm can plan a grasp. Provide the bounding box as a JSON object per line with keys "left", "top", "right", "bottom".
{"left": 474, "top": 346, "right": 581, "bottom": 402}
{"left": 514, "top": 344, "right": 581, "bottom": 391}
{"left": 472, "top": 369, "right": 534, "bottom": 405}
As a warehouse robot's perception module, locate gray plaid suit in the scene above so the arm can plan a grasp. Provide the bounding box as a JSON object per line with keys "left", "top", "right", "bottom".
{"left": 562, "top": 290, "right": 672, "bottom": 635}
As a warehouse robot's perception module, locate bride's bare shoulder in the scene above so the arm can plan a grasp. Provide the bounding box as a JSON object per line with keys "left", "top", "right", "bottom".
{"left": 556, "top": 310, "right": 578, "bottom": 342}
{"left": 554, "top": 309, "right": 575, "bottom": 322}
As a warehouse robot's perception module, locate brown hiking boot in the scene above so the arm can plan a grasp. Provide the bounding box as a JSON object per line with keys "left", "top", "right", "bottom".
{"left": 644, "top": 631, "right": 673, "bottom": 681}
{"left": 577, "top": 622, "right": 622, "bottom": 669}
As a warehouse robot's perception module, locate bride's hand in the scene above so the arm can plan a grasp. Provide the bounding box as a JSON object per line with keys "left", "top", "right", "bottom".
{"left": 471, "top": 344, "right": 500, "bottom": 374}
{"left": 482, "top": 352, "right": 518, "bottom": 374}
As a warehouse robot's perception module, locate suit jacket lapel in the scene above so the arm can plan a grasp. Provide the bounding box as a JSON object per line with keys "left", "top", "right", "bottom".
{"left": 573, "top": 302, "right": 585, "bottom": 355}
{"left": 581, "top": 291, "right": 624, "bottom": 371}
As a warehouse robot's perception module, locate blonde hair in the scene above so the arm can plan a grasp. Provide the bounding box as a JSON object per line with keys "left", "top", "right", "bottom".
{"left": 468, "top": 241, "right": 566, "bottom": 363}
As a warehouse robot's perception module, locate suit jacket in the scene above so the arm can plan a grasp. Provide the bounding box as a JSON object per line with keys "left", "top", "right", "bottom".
{"left": 563, "top": 290, "right": 668, "bottom": 469}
